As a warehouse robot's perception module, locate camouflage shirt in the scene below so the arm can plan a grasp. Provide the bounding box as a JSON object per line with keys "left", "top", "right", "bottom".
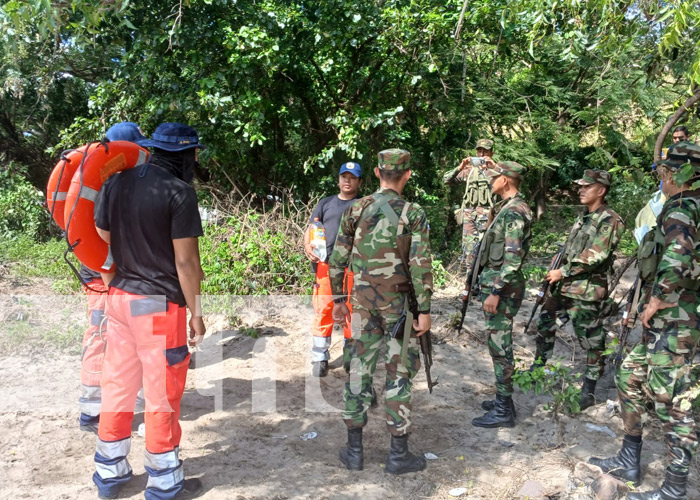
{"left": 443, "top": 163, "right": 494, "bottom": 210}
{"left": 328, "top": 187, "right": 433, "bottom": 313}
{"left": 650, "top": 189, "right": 700, "bottom": 303}
{"left": 478, "top": 192, "right": 532, "bottom": 295}
{"left": 558, "top": 204, "right": 625, "bottom": 302}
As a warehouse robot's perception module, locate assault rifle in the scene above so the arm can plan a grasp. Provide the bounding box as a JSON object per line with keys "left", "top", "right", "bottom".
{"left": 613, "top": 276, "right": 642, "bottom": 371}
{"left": 457, "top": 240, "right": 482, "bottom": 334}
{"left": 523, "top": 244, "right": 566, "bottom": 334}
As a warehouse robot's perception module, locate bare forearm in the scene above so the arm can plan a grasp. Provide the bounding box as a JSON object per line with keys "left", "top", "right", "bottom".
{"left": 176, "top": 260, "right": 204, "bottom": 316}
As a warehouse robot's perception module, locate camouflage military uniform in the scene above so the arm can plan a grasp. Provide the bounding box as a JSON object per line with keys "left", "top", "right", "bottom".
{"left": 616, "top": 185, "right": 700, "bottom": 474}
{"left": 535, "top": 174, "right": 625, "bottom": 381}
{"left": 329, "top": 151, "right": 433, "bottom": 437}
{"left": 443, "top": 139, "right": 495, "bottom": 271}
{"left": 478, "top": 188, "right": 532, "bottom": 397}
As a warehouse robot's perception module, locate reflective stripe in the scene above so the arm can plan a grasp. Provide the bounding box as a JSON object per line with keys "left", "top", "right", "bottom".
{"left": 96, "top": 458, "right": 132, "bottom": 479}
{"left": 144, "top": 448, "right": 179, "bottom": 470}
{"left": 137, "top": 149, "right": 148, "bottom": 166}
{"left": 54, "top": 192, "right": 67, "bottom": 201}
{"left": 311, "top": 336, "right": 331, "bottom": 362}
{"left": 81, "top": 384, "right": 102, "bottom": 399}
{"left": 97, "top": 437, "right": 131, "bottom": 459}
{"left": 79, "top": 185, "right": 100, "bottom": 202}
{"left": 100, "top": 247, "right": 114, "bottom": 271}
{"left": 146, "top": 464, "right": 184, "bottom": 491}
{"left": 79, "top": 398, "right": 101, "bottom": 416}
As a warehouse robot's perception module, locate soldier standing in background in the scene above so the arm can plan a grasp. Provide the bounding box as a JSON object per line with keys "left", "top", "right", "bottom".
{"left": 443, "top": 138, "right": 497, "bottom": 274}
{"left": 329, "top": 149, "right": 432, "bottom": 475}
{"left": 589, "top": 142, "right": 700, "bottom": 500}
{"left": 532, "top": 169, "right": 625, "bottom": 410}
{"left": 471, "top": 162, "right": 532, "bottom": 429}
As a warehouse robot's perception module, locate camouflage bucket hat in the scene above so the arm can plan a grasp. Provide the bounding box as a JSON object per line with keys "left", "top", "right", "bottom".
{"left": 484, "top": 161, "right": 526, "bottom": 180}
{"left": 659, "top": 141, "right": 700, "bottom": 171}
{"left": 575, "top": 169, "right": 611, "bottom": 187}
{"left": 476, "top": 138, "right": 494, "bottom": 151}
{"left": 377, "top": 148, "right": 411, "bottom": 171}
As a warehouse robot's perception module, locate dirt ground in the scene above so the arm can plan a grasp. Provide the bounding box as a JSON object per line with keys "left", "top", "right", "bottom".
{"left": 0, "top": 271, "right": 698, "bottom": 500}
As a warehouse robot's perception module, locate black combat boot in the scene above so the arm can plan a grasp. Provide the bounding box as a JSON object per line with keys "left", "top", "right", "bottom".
{"left": 480, "top": 397, "right": 517, "bottom": 418}
{"left": 312, "top": 360, "right": 329, "bottom": 377}
{"left": 370, "top": 386, "right": 378, "bottom": 409}
{"left": 589, "top": 435, "right": 642, "bottom": 486}
{"left": 339, "top": 428, "right": 363, "bottom": 470}
{"left": 580, "top": 377, "right": 597, "bottom": 410}
{"left": 472, "top": 393, "right": 515, "bottom": 428}
{"left": 626, "top": 467, "right": 688, "bottom": 500}
{"left": 385, "top": 434, "right": 426, "bottom": 475}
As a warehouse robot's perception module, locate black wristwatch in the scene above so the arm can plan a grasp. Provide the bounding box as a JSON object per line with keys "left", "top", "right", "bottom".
{"left": 490, "top": 288, "right": 502, "bottom": 296}
{"left": 333, "top": 296, "right": 348, "bottom": 304}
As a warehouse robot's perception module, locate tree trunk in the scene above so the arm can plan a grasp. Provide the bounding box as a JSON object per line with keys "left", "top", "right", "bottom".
{"left": 654, "top": 88, "right": 700, "bottom": 162}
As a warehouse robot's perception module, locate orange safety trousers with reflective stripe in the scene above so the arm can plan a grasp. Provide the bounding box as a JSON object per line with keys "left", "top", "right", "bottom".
{"left": 312, "top": 262, "right": 353, "bottom": 339}
{"left": 81, "top": 279, "right": 109, "bottom": 389}
{"left": 98, "top": 288, "right": 189, "bottom": 454}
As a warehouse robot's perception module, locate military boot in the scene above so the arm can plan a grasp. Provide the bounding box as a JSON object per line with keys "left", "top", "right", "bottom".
{"left": 370, "top": 386, "right": 378, "bottom": 409}
{"left": 339, "top": 428, "right": 363, "bottom": 470}
{"left": 626, "top": 467, "right": 688, "bottom": 500}
{"left": 580, "top": 377, "right": 597, "bottom": 410}
{"left": 480, "top": 397, "right": 517, "bottom": 418}
{"left": 589, "top": 435, "right": 642, "bottom": 486}
{"left": 472, "top": 393, "right": 515, "bottom": 428}
{"left": 312, "top": 360, "right": 329, "bottom": 377}
{"left": 385, "top": 434, "right": 426, "bottom": 475}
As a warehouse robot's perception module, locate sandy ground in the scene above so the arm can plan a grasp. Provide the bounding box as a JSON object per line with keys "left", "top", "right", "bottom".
{"left": 0, "top": 271, "right": 698, "bottom": 500}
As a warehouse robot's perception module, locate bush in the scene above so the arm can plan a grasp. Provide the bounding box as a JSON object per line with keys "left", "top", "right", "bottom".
{"left": 0, "top": 162, "right": 52, "bottom": 242}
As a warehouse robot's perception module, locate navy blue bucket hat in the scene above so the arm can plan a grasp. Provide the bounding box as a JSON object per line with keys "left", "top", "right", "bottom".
{"left": 139, "top": 122, "right": 206, "bottom": 151}
{"left": 105, "top": 122, "right": 147, "bottom": 143}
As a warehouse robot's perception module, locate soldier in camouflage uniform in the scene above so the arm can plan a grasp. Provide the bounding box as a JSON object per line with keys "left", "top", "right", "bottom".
{"left": 443, "top": 138, "right": 497, "bottom": 274}
{"left": 533, "top": 169, "right": 625, "bottom": 410}
{"left": 590, "top": 142, "right": 700, "bottom": 500}
{"left": 329, "top": 148, "right": 433, "bottom": 475}
{"left": 471, "top": 161, "right": 532, "bottom": 428}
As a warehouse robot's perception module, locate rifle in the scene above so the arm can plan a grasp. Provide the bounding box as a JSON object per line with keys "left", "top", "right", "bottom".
{"left": 457, "top": 240, "right": 482, "bottom": 334}
{"left": 523, "top": 244, "right": 566, "bottom": 334}
{"left": 395, "top": 227, "right": 438, "bottom": 393}
{"left": 613, "top": 276, "right": 641, "bottom": 370}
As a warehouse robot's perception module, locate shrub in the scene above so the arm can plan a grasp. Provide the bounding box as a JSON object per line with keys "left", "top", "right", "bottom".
{"left": 0, "top": 162, "right": 52, "bottom": 241}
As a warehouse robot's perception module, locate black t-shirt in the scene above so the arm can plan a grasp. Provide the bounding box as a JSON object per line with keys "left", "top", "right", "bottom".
{"left": 309, "top": 194, "right": 358, "bottom": 272}
{"left": 79, "top": 264, "right": 101, "bottom": 284}
{"left": 95, "top": 163, "right": 203, "bottom": 306}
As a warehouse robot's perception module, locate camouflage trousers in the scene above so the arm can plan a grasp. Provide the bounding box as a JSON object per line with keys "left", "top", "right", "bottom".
{"left": 342, "top": 307, "right": 421, "bottom": 436}
{"left": 616, "top": 296, "right": 700, "bottom": 473}
{"left": 535, "top": 293, "right": 605, "bottom": 380}
{"left": 461, "top": 206, "right": 489, "bottom": 274}
{"left": 481, "top": 290, "right": 524, "bottom": 396}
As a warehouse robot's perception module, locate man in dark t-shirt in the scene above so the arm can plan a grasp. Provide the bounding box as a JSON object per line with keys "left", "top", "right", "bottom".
{"left": 92, "top": 122, "right": 205, "bottom": 500}
{"left": 303, "top": 162, "right": 362, "bottom": 377}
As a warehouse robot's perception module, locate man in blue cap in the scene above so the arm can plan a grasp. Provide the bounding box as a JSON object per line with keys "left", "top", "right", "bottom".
{"left": 78, "top": 122, "right": 148, "bottom": 434}
{"left": 93, "top": 122, "right": 206, "bottom": 500}
{"left": 303, "top": 162, "right": 362, "bottom": 376}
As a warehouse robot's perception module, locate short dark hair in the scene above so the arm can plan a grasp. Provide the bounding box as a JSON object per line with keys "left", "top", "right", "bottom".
{"left": 378, "top": 169, "right": 407, "bottom": 182}
{"left": 673, "top": 126, "right": 689, "bottom": 136}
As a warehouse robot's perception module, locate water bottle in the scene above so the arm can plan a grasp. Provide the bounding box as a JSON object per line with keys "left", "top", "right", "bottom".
{"left": 310, "top": 218, "right": 327, "bottom": 262}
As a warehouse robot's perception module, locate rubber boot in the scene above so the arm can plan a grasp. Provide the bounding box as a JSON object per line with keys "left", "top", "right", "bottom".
{"left": 339, "top": 428, "right": 363, "bottom": 471}
{"left": 385, "top": 434, "right": 426, "bottom": 475}
{"left": 589, "top": 435, "right": 642, "bottom": 486}
{"left": 580, "top": 377, "right": 597, "bottom": 410}
{"left": 480, "top": 397, "right": 517, "bottom": 418}
{"left": 472, "top": 393, "right": 515, "bottom": 428}
{"left": 627, "top": 467, "right": 688, "bottom": 500}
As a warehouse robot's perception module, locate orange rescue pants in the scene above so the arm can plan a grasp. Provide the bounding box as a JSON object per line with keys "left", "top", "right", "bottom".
{"left": 79, "top": 279, "right": 108, "bottom": 425}
{"left": 311, "top": 263, "right": 353, "bottom": 362}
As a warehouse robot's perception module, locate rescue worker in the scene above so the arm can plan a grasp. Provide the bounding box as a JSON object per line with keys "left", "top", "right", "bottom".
{"left": 532, "top": 169, "right": 625, "bottom": 410}
{"left": 93, "top": 122, "right": 206, "bottom": 500}
{"left": 302, "top": 162, "right": 362, "bottom": 377}
{"left": 443, "top": 138, "right": 497, "bottom": 274}
{"left": 78, "top": 122, "right": 147, "bottom": 434}
{"left": 329, "top": 148, "right": 432, "bottom": 475}
{"left": 589, "top": 141, "right": 700, "bottom": 500}
{"left": 471, "top": 162, "right": 532, "bottom": 428}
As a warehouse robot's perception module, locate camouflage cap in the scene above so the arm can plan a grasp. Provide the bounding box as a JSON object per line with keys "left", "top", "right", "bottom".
{"left": 484, "top": 161, "right": 526, "bottom": 180}
{"left": 377, "top": 148, "right": 411, "bottom": 170}
{"left": 476, "top": 138, "right": 494, "bottom": 151}
{"left": 575, "top": 169, "right": 612, "bottom": 187}
{"left": 658, "top": 141, "right": 700, "bottom": 171}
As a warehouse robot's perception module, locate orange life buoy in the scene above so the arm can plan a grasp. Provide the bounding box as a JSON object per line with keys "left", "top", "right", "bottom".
{"left": 64, "top": 141, "right": 150, "bottom": 272}
{"left": 46, "top": 146, "right": 87, "bottom": 230}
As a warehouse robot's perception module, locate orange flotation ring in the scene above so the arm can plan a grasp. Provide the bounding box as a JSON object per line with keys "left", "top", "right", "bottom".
{"left": 64, "top": 141, "right": 149, "bottom": 272}
{"left": 46, "top": 146, "right": 87, "bottom": 230}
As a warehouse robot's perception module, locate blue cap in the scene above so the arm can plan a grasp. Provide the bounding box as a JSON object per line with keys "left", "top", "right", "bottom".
{"left": 105, "top": 122, "right": 147, "bottom": 143}
{"left": 339, "top": 161, "right": 362, "bottom": 178}
{"left": 138, "top": 122, "right": 206, "bottom": 152}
